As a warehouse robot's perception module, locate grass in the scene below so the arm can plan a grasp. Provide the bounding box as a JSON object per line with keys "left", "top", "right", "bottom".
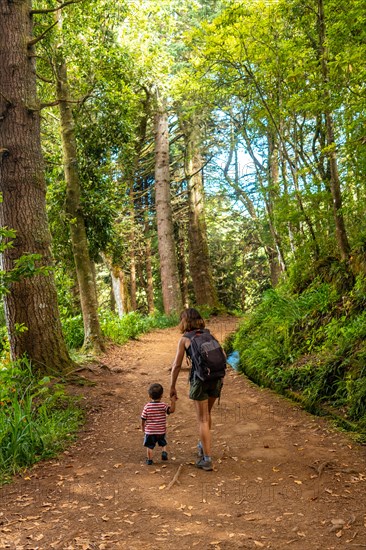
{"left": 0, "top": 357, "right": 83, "bottom": 485}
{"left": 231, "top": 275, "right": 366, "bottom": 439}
{"left": 61, "top": 310, "right": 180, "bottom": 350}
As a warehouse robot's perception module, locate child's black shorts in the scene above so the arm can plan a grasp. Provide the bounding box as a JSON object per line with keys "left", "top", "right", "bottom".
{"left": 143, "top": 434, "right": 167, "bottom": 449}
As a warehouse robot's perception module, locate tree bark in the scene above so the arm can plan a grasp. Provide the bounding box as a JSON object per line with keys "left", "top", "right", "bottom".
{"left": 183, "top": 119, "right": 219, "bottom": 307}
{"left": 55, "top": 12, "right": 104, "bottom": 352}
{"left": 0, "top": 1, "right": 72, "bottom": 373}
{"left": 144, "top": 218, "right": 155, "bottom": 314}
{"left": 111, "top": 266, "right": 126, "bottom": 318}
{"left": 102, "top": 254, "right": 130, "bottom": 318}
{"left": 129, "top": 198, "right": 137, "bottom": 311}
{"left": 317, "top": 0, "right": 350, "bottom": 261}
{"left": 176, "top": 221, "right": 189, "bottom": 309}
{"left": 154, "top": 101, "right": 182, "bottom": 315}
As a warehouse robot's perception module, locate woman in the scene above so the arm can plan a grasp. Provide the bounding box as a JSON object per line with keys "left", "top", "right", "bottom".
{"left": 170, "top": 308, "right": 224, "bottom": 471}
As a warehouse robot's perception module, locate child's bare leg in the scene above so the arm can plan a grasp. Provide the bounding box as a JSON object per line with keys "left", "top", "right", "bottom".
{"left": 146, "top": 448, "right": 153, "bottom": 460}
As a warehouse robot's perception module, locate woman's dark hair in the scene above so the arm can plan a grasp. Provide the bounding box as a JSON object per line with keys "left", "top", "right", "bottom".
{"left": 179, "top": 308, "right": 205, "bottom": 333}
{"left": 148, "top": 383, "right": 164, "bottom": 400}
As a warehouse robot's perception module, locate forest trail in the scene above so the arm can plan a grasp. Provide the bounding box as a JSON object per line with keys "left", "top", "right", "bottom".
{"left": 1, "top": 317, "right": 366, "bottom": 550}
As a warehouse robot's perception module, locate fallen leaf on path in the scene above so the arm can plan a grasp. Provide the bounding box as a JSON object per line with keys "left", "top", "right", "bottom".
{"left": 346, "top": 531, "right": 358, "bottom": 543}
{"left": 30, "top": 534, "right": 44, "bottom": 541}
{"left": 325, "top": 488, "right": 339, "bottom": 496}
{"left": 330, "top": 519, "right": 345, "bottom": 526}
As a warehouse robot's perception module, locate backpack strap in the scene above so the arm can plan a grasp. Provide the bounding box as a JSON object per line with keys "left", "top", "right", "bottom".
{"left": 184, "top": 330, "right": 205, "bottom": 362}
{"left": 184, "top": 330, "right": 203, "bottom": 378}
{"left": 184, "top": 329, "right": 208, "bottom": 340}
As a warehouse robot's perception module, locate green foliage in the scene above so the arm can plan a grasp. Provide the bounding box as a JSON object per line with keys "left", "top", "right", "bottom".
{"left": 61, "top": 315, "right": 85, "bottom": 350}
{"left": 233, "top": 270, "right": 366, "bottom": 434}
{"left": 59, "top": 307, "right": 179, "bottom": 352}
{"left": 100, "top": 311, "right": 179, "bottom": 345}
{"left": 0, "top": 358, "right": 83, "bottom": 483}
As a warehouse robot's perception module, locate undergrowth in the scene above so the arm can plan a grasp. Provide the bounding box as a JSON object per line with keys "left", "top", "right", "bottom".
{"left": 61, "top": 310, "right": 179, "bottom": 350}
{"left": 0, "top": 358, "right": 83, "bottom": 485}
{"left": 232, "top": 269, "right": 366, "bottom": 439}
{"left": 100, "top": 310, "right": 179, "bottom": 345}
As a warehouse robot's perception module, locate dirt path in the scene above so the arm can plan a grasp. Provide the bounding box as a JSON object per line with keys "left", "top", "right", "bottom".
{"left": 1, "top": 317, "right": 365, "bottom": 550}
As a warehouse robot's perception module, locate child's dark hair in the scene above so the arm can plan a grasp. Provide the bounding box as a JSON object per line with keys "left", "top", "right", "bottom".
{"left": 148, "top": 383, "right": 164, "bottom": 400}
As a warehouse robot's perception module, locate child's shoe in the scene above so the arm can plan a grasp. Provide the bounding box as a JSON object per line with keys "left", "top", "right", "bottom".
{"left": 146, "top": 458, "right": 153, "bottom": 465}
{"left": 161, "top": 451, "right": 168, "bottom": 461}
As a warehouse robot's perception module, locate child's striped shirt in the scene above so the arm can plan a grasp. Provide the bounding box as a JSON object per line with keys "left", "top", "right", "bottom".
{"left": 141, "top": 402, "right": 170, "bottom": 434}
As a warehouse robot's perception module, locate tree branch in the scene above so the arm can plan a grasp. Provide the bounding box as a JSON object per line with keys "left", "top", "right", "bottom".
{"left": 27, "top": 20, "right": 59, "bottom": 48}
{"left": 31, "top": 0, "right": 84, "bottom": 15}
{"left": 40, "top": 101, "right": 61, "bottom": 110}
{"left": 36, "top": 72, "right": 54, "bottom": 84}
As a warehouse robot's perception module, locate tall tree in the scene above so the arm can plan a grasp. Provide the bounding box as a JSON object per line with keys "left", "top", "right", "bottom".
{"left": 54, "top": 10, "right": 104, "bottom": 352}
{"left": 0, "top": 0, "right": 72, "bottom": 372}
{"left": 181, "top": 115, "right": 218, "bottom": 306}
{"left": 154, "top": 99, "right": 182, "bottom": 314}
{"left": 317, "top": 0, "right": 350, "bottom": 261}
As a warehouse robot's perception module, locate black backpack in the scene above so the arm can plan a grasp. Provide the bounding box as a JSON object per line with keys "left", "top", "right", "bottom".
{"left": 185, "top": 329, "right": 227, "bottom": 382}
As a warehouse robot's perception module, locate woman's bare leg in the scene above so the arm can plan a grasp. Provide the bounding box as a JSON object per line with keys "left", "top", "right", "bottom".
{"left": 194, "top": 397, "right": 217, "bottom": 457}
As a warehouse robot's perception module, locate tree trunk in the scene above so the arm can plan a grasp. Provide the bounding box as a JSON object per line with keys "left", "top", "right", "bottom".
{"left": 317, "top": 0, "right": 350, "bottom": 261}
{"left": 154, "top": 102, "right": 182, "bottom": 314}
{"left": 55, "top": 13, "right": 104, "bottom": 353}
{"left": 177, "top": 222, "right": 190, "bottom": 309}
{"left": 183, "top": 120, "right": 219, "bottom": 308}
{"left": 0, "top": 1, "right": 72, "bottom": 373}
{"left": 129, "top": 198, "right": 137, "bottom": 311}
{"left": 267, "top": 132, "right": 287, "bottom": 273}
{"left": 111, "top": 266, "right": 126, "bottom": 318}
{"left": 102, "top": 254, "right": 130, "bottom": 318}
{"left": 144, "top": 219, "right": 155, "bottom": 314}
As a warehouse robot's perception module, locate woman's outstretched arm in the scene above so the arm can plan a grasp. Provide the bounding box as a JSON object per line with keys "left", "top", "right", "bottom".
{"left": 170, "top": 337, "right": 186, "bottom": 399}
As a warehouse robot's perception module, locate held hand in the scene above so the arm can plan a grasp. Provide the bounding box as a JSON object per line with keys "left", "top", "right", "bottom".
{"left": 170, "top": 387, "right": 178, "bottom": 400}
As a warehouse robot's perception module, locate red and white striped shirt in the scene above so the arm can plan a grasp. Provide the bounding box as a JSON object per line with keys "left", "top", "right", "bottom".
{"left": 141, "top": 402, "right": 170, "bottom": 435}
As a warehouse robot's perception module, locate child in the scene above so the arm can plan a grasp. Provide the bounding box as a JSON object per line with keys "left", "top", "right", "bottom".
{"left": 141, "top": 383, "right": 176, "bottom": 465}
